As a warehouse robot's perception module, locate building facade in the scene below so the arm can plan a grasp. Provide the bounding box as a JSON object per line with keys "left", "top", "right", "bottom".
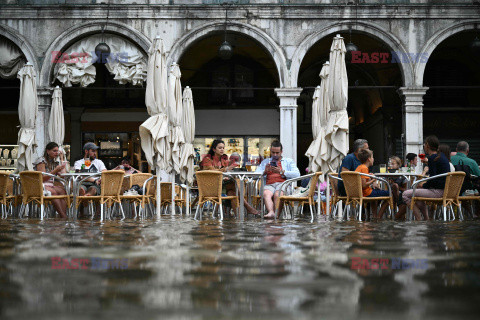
{"left": 1, "top": 0, "right": 479, "bottom": 171}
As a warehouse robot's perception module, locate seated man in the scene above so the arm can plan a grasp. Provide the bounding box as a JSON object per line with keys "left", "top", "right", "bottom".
{"left": 451, "top": 141, "right": 480, "bottom": 177}
{"left": 337, "top": 139, "right": 369, "bottom": 196}
{"left": 114, "top": 157, "right": 140, "bottom": 175}
{"left": 255, "top": 140, "right": 300, "bottom": 219}
{"left": 74, "top": 142, "right": 107, "bottom": 196}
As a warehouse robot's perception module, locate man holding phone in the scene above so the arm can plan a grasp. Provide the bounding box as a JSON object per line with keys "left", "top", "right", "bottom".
{"left": 255, "top": 140, "right": 300, "bottom": 219}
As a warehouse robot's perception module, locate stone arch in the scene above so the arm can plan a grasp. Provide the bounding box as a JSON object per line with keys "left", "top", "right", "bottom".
{"left": 0, "top": 24, "right": 39, "bottom": 73}
{"left": 290, "top": 21, "right": 413, "bottom": 88}
{"left": 167, "top": 21, "right": 288, "bottom": 88}
{"left": 415, "top": 20, "right": 480, "bottom": 86}
{"left": 39, "top": 21, "right": 151, "bottom": 87}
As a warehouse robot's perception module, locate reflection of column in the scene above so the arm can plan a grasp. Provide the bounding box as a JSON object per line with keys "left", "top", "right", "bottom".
{"left": 275, "top": 88, "right": 303, "bottom": 162}
{"left": 36, "top": 88, "right": 52, "bottom": 159}
{"left": 398, "top": 87, "right": 428, "bottom": 156}
{"left": 67, "top": 107, "right": 84, "bottom": 164}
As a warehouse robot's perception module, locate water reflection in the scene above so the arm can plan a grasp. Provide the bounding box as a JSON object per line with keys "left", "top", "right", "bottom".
{"left": 1, "top": 217, "right": 480, "bottom": 319}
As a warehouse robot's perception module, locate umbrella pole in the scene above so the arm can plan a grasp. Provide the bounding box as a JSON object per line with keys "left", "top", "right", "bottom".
{"left": 171, "top": 174, "right": 175, "bottom": 215}
{"left": 186, "top": 184, "right": 190, "bottom": 216}
{"left": 156, "top": 168, "right": 161, "bottom": 218}
{"left": 326, "top": 173, "right": 330, "bottom": 218}
{"left": 317, "top": 174, "right": 322, "bottom": 218}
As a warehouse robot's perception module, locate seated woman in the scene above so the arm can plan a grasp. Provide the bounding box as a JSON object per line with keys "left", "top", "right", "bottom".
{"left": 396, "top": 135, "right": 450, "bottom": 221}
{"left": 114, "top": 157, "right": 140, "bottom": 174}
{"left": 438, "top": 144, "right": 455, "bottom": 172}
{"left": 200, "top": 139, "right": 259, "bottom": 216}
{"left": 389, "top": 156, "right": 407, "bottom": 204}
{"left": 33, "top": 142, "right": 68, "bottom": 218}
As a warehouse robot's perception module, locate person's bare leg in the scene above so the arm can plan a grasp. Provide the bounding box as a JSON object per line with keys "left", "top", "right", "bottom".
{"left": 412, "top": 204, "right": 424, "bottom": 221}
{"left": 273, "top": 191, "right": 284, "bottom": 218}
{"left": 378, "top": 202, "right": 389, "bottom": 220}
{"left": 395, "top": 204, "right": 407, "bottom": 220}
{"left": 263, "top": 189, "right": 275, "bottom": 218}
{"left": 47, "top": 186, "right": 67, "bottom": 218}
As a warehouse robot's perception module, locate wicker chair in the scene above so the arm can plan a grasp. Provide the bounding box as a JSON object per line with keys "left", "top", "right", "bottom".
{"left": 18, "top": 171, "right": 70, "bottom": 219}
{"left": 276, "top": 172, "right": 322, "bottom": 220}
{"left": 410, "top": 172, "right": 465, "bottom": 221}
{"left": 0, "top": 172, "right": 16, "bottom": 218}
{"left": 328, "top": 173, "right": 348, "bottom": 218}
{"left": 194, "top": 170, "right": 239, "bottom": 220}
{"left": 341, "top": 171, "right": 393, "bottom": 221}
{"left": 75, "top": 170, "right": 125, "bottom": 220}
{"left": 458, "top": 195, "right": 480, "bottom": 220}
{"left": 120, "top": 173, "right": 153, "bottom": 217}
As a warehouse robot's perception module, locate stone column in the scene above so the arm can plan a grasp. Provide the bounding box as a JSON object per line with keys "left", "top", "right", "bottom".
{"left": 67, "top": 107, "right": 85, "bottom": 165}
{"left": 398, "top": 87, "right": 429, "bottom": 156}
{"left": 274, "top": 88, "right": 303, "bottom": 162}
{"left": 36, "top": 88, "right": 53, "bottom": 159}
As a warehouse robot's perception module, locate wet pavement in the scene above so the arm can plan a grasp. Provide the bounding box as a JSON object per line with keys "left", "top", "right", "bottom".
{"left": 1, "top": 216, "right": 480, "bottom": 319}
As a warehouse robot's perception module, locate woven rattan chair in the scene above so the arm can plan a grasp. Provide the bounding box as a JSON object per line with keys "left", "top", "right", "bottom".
{"left": 276, "top": 172, "right": 322, "bottom": 220}
{"left": 120, "top": 173, "right": 153, "bottom": 217}
{"left": 0, "top": 172, "right": 16, "bottom": 218}
{"left": 341, "top": 171, "right": 393, "bottom": 221}
{"left": 19, "top": 171, "right": 70, "bottom": 219}
{"left": 410, "top": 172, "right": 465, "bottom": 221}
{"left": 328, "top": 173, "right": 348, "bottom": 218}
{"left": 75, "top": 170, "right": 125, "bottom": 220}
{"left": 458, "top": 195, "right": 480, "bottom": 220}
{"left": 194, "top": 170, "right": 239, "bottom": 220}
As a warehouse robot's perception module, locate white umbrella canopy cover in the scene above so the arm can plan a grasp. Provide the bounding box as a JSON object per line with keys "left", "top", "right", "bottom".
{"left": 167, "top": 63, "right": 185, "bottom": 175}
{"left": 16, "top": 63, "right": 38, "bottom": 172}
{"left": 325, "top": 35, "right": 349, "bottom": 171}
{"left": 305, "top": 62, "right": 332, "bottom": 175}
{"left": 139, "top": 37, "right": 170, "bottom": 171}
{"left": 48, "top": 86, "right": 65, "bottom": 158}
{"left": 180, "top": 86, "right": 196, "bottom": 184}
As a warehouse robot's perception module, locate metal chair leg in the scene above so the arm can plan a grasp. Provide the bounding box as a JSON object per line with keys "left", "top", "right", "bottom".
{"left": 219, "top": 203, "right": 224, "bottom": 220}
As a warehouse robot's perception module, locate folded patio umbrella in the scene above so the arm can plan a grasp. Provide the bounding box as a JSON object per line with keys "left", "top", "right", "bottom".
{"left": 48, "top": 86, "right": 65, "bottom": 160}
{"left": 16, "top": 63, "right": 38, "bottom": 172}
{"left": 167, "top": 63, "right": 185, "bottom": 175}
{"left": 325, "top": 35, "right": 349, "bottom": 172}
{"left": 180, "top": 86, "right": 195, "bottom": 185}
{"left": 139, "top": 37, "right": 170, "bottom": 217}
{"left": 305, "top": 62, "right": 332, "bottom": 176}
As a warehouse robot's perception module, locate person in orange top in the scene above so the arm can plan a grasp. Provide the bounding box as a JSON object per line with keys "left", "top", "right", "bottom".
{"left": 199, "top": 139, "right": 259, "bottom": 216}
{"left": 355, "top": 149, "right": 390, "bottom": 219}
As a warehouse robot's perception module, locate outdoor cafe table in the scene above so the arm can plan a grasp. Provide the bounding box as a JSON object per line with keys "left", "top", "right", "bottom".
{"left": 373, "top": 172, "right": 423, "bottom": 189}
{"left": 61, "top": 172, "right": 100, "bottom": 218}
{"left": 223, "top": 172, "right": 264, "bottom": 220}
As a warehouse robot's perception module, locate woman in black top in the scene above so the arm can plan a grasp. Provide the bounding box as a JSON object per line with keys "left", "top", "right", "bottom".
{"left": 396, "top": 135, "right": 450, "bottom": 221}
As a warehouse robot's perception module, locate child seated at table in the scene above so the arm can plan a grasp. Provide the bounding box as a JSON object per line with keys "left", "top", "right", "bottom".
{"left": 355, "top": 149, "right": 392, "bottom": 219}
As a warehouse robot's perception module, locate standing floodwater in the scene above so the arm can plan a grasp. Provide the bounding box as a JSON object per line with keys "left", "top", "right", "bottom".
{"left": 1, "top": 217, "right": 480, "bottom": 319}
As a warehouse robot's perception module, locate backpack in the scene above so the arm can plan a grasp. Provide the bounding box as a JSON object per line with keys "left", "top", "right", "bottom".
{"left": 454, "top": 160, "right": 473, "bottom": 194}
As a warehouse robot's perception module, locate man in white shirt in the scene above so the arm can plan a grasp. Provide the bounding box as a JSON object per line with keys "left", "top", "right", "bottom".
{"left": 74, "top": 142, "right": 107, "bottom": 196}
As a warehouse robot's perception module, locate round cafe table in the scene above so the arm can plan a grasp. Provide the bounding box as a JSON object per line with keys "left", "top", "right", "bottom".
{"left": 61, "top": 172, "right": 101, "bottom": 218}
{"left": 223, "top": 172, "right": 264, "bottom": 220}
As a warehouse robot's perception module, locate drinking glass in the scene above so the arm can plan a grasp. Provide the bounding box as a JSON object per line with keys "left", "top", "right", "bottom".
{"left": 379, "top": 164, "right": 387, "bottom": 173}
{"left": 419, "top": 153, "right": 426, "bottom": 160}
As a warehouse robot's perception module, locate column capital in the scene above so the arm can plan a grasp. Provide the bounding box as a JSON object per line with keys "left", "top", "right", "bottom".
{"left": 37, "top": 87, "right": 54, "bottom": 97}
{"left": 397, "top": 87, "right": 429, "bottom": 101}
{"left": 275, "top": 88, "right": 303, "bottom": 108}
{"left": 66, "top": 107, "right": 85, "bottom": 121}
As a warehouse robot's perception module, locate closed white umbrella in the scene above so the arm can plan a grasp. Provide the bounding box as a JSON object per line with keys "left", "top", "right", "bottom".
{"left": 167, "top": 63, "right": 184, "bottom": 175}
{"left": 325, "top": 35, "right": 349, "bottom": 172}
{"left": 48, "top": 86, "right": 65, "bottom": 160}
{"left": 305, "top": 62, "right": 332, "bottom": 175}
{"left": 167, "top": 63, "right": 184, "bottom": 215}
{"left": 139, "top": 37, "right": 170, "bottom": 217}
{"left": 180, "top": 86, "right": 196, "bottom": 215}
{"left": 180, "top": 86, "right": 195, "bottom": 185}
{"left": 16, "top": 63, "right": 38, "bottom": 172}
